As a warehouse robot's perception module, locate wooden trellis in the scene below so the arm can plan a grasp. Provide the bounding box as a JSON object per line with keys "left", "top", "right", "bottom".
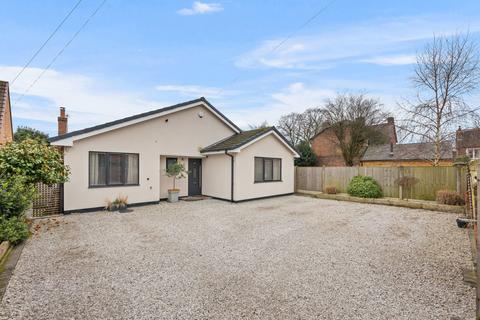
{"left": 32, "top": 183, "right": 61, "bottom": 217}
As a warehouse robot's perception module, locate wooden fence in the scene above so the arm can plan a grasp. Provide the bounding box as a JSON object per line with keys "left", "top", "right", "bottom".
{"left": 295, "top": 166, "right": 465, "bottom": 201}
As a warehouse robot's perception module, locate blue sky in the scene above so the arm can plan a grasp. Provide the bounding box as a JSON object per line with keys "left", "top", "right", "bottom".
{"left": 1, "top": 0, "right": 480, "bottom": 136}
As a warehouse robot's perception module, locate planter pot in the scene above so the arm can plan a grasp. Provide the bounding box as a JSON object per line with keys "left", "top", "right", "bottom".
{"left": 456, "top": 218, "right": 469, "bottom": 229}
{"left": 168, "top": 190, "right": 180, "bottom": 203}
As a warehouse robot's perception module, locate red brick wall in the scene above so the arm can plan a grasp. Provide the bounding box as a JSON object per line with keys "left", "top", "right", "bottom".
{"left": 310, "top": 128, "right": 347, "bottom": 166}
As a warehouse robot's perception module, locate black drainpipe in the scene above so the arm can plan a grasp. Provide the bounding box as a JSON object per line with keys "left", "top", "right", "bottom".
{"left": 225, "top": 150, "right": 234, "bottom": 202}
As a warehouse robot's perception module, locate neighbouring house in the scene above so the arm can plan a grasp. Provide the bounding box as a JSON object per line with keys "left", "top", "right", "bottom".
{"left": 310, "top": 117, "right": 397, "bottom": 166}
{"left": 0, "top": 81, "right": 13, "bottom": 147}
{"left": 456, "top": 127, "right": 480, "bottom": 160}
{"left": 360, "top": 142, "right": 454, "bottom": 167}
{"left": 49, "top": 97, "right": 299, "bottom": 212}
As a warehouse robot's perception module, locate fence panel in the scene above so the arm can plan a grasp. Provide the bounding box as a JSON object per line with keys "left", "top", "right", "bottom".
{"left": 324, "top": 167, "right": 358, "bottom": 193}
{"left": 295, "top": 166, "right": 462, "bottom": 201}
{"left": 403, "top": 166, "right": 457, "bottom": 201}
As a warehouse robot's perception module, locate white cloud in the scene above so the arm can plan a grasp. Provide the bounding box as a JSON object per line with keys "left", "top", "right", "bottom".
{"left": 360, "top": 54, "right": 417, "bottom": 66}
{"left": 177, "top": 2, "right": 223, "bottom": 16}
{"left": 1, "top": 66, "right": 170, "bottom": 132}
{"left": 225, "top": 82, "right": 335, "bottom": 129}
{"left": 155, "top": 84, "right": 235, "bottom": 99}
{"left": 235, "top": 15, "right": 480, "bottom": 70}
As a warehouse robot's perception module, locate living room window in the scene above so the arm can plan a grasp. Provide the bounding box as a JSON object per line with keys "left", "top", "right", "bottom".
{"left": 254, "top": 157, "right": 281, "bottom": 182}
{"left": 89, "top": 152, "right": 139, "bottom": 187}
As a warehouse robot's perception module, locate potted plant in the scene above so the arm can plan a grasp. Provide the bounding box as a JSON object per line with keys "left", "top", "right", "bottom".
{"left": 165, "top": 162, "right": 188, "bottom": 203}
{"left": 105, "top": 195, "right": 129, "bottom": 212}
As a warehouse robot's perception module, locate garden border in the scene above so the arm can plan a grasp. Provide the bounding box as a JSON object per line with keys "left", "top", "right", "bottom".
{"left": 297, "top": 190, "right": 464, "bottom": 214}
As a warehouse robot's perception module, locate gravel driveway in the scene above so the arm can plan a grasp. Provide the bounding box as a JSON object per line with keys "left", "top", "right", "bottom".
{"left": 0, "top": 196, "right": 474, "bottom": 319}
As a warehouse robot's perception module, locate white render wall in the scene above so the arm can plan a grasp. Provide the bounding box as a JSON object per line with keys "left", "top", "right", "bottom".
{"left": 62, "top": 105, "right": 235, "bottom": 211}
{"left": 233, "top": 134, "right": 295, "bottom": 201}
{"left": 202, "top": 153, "right": 231, "bottom": 200}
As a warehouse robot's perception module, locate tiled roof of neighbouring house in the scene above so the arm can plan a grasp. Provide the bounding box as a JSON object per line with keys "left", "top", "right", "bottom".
{"left": 361, "top": 142, "right": 453, "bottom": 161}
{"left": 201, "top": 126, "right": 296, "bottom": 153}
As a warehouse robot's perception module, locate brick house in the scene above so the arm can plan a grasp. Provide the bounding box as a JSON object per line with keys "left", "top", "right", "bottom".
{"left": 0, "top": 81, "right": 13, "bottom": 147}
{"left": 456, "top": 127, "right": 480, "bottom": 160}
{"left": 310, "top": 117, "right": 397, "bottom": 166}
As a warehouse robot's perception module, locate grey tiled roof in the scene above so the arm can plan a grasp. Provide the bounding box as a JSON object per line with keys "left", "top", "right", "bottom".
{"left": 201, "top": 126, "right": 296, "bottom": 153}
{"left": 361, "top": 142, "right": 453, "bottom": 161}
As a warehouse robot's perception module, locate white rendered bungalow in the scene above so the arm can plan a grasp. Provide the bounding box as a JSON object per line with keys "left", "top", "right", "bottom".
{"left": 49, "top": 98, "right": 299, "bottom": 212}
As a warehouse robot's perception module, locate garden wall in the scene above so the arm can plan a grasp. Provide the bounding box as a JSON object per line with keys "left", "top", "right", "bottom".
{"left": 295, "top": 166, "right": 466, "bottom": 201}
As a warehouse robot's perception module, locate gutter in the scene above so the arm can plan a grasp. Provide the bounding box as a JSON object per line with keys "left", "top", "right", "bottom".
{"left": 225, "top": 150, "right": 234, "bottom": 202}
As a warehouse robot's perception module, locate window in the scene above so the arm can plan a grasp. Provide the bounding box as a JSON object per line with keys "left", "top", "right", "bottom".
{"left": 89, "top": 152, "right": 139, "bottom": 187}
{"left": 254, "top": 157, "right": 281, "bottom": 182}
{"left": 166, "top": 157, "right": 178, "bottom": 170}
{"left": 467, "top": 148, "right": 480, "bottom": 159}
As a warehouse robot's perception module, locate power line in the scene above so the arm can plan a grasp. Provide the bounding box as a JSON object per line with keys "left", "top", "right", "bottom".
{"left": 11, "top": 0, "right": 84, "bottom": 85}
{"left": 15, "top": 0, "right": 107, "bottom": 102}
{"left": 216, "top": 0, "right": 338, "bottom": 96}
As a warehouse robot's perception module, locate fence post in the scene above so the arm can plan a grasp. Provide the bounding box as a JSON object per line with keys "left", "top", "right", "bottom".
{"left": 456, "top": 165, "right": 462, "bottom": 194}
{"left": 476, "top": 163, "right": 480, "bottom": 319}
{"left": 398, "top": 166, "right": 404, "bottom": 200}
{"left": 294, "top": 166, "right": 297, "bottom": 193}
{"left": 321, "top": 166, "right": 325, "bottom": 192}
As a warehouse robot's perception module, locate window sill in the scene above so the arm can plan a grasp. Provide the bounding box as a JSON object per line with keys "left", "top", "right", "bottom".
{"left": 254, "top": 180, "right": 283, "bottom": 184}
{"left": 89, "top": 184, "right": 140, "bottom": 189}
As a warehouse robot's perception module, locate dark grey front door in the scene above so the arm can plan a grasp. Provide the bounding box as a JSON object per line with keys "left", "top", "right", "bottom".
{"left": 188, "top": 158, "right": 202, "bottom": 196}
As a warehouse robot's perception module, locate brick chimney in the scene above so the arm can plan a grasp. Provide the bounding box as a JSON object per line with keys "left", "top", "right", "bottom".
{"left": 387, "top": 117, "right": 394, "bottom": 125}
{"left": 58, "top": 107, "right": 68, "bottom": 135}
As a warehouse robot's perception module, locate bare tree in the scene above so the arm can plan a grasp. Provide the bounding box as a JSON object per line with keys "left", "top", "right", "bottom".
{"left": 321, "top": 93, "right": 388, "bottom": 166}
{"left": 299, "top": 108, "right": 325, "bottom": 142}
{"left": 277, "top": 112, "right": 303, "bottom": 146}
{"left": 398, "top": 34, "right": 480, "bottom": 165}
{"left": 248, "top": 121, "right": 269, "bottom": 130}
{"left": 277, "top": 108, "right": 325, "bottom": 146}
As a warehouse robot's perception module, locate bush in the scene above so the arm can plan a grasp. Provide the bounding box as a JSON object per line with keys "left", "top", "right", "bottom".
{"left": 0, "top": 216, "right": 29, "bottom": 244}
{"left": 294, "top": 141, "right": 317, "bottom": 167}
{"left": 0, "top": 139, "right": 69, "bottom": 185}
{"left": 436, "top": 190, "right": 465, "bottom": 206}
{"left": 347, "top": 176, "right": 383, "bottom": 198}
{"left": 325, "top": 186, "right": 337, "bottom": 194}
{"left": 0, "top": 175, "right": 37, "bottom": 219}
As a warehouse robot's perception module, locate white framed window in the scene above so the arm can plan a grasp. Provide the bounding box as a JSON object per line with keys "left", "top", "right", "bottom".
{"left": 89, "top": 152, "right": 139, "bottom": 187}
{"left": 466, "top": 148, "right": 480, "bottom": 159}
{"left": 254, "top": 157, "right": 282, "bottom": 183}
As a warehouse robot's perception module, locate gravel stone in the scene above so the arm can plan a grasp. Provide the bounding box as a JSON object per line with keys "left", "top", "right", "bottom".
{"left": 0, "top": 196, "right": 474, "bottom": 319}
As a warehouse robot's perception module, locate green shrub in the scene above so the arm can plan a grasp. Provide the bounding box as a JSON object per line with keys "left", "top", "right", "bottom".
{"left": 436, "top": 190, "right": 465, "bottom": 206}
{"left": 0, "top": 175, "right": 37, "bottom": 219}
{"left": 294, "top": 141, "right": 317, "bottom": 167}
{"left": 0, "top": 216, "right": 29, "bottom": 244}
{"left": 347, "top": 175, "right": 383, "bottom": 198}
{"left": 0, "top": 139, "right": 69, "bottom": 185}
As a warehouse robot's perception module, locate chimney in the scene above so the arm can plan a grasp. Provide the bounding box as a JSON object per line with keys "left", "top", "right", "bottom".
{"left": 389, "top": 143, "right": 394, "bottom": 157}
{"left": 387, "top": 117, "right": 394, "bottom": 124}
{"left": 58, "top": 106, "right": 68, "bottom": 135}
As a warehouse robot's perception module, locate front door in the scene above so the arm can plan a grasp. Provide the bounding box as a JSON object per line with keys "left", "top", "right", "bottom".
{"left": 188, "top": 158, "right": 202, "bottom": 196}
